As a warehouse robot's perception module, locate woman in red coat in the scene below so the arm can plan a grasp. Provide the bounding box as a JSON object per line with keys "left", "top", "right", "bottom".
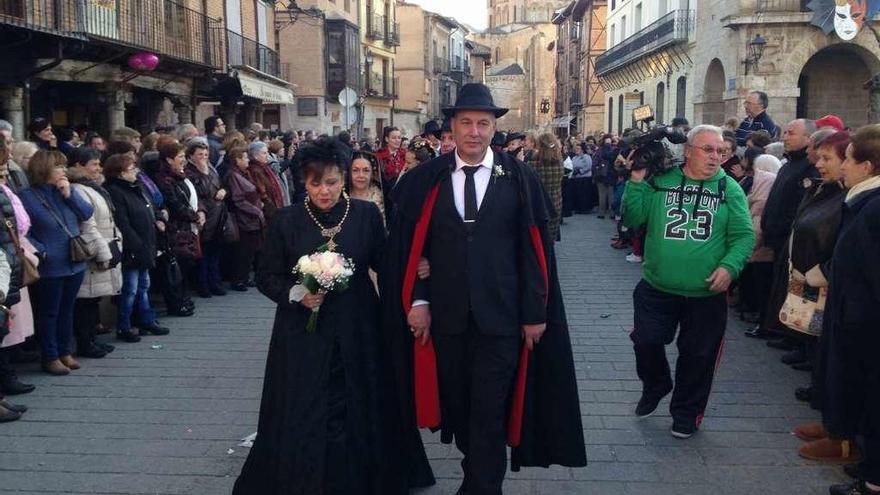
{"left": 375, "top": 126, "right": 406, "bottom": 187}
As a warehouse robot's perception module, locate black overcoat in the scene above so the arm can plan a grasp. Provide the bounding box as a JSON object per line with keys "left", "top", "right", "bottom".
{"left": 823, "top": 187, "right": 880, "bottom": 438}
{"left": 380, "top": 150, "right": 587, "bottom": 472}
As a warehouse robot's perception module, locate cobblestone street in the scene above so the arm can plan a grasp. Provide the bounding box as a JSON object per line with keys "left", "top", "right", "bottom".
{"left": 0, "top": 214, "right": 848, "bottom": 494}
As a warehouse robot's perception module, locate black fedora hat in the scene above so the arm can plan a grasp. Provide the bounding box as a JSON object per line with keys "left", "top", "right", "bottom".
{"left": 422, "top": 120, "right": 442, "bottom": 139}
{"left": 440, "top": 117, "right": 452, "bottom": 134}
{"left": 491, "top": 131, "right": 507, "bottom": 148}
{"left": 442, "top": 83, "right": 509, "bottom": 118}
{"left": 505, "top": 131, "right": 526, "bottom": 145}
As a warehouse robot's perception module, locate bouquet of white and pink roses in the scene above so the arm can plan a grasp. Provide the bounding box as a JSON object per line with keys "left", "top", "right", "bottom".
{"left": 292, "top": 250, "right": 355, "bottom": 332}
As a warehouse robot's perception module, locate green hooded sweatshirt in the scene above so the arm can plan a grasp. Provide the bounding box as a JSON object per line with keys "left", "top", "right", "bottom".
{"left": 622, "top": 166, "right": 755, "bottom": 298}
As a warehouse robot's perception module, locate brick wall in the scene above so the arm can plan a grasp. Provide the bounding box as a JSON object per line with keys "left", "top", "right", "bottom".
{"left": 277, "top": 14, "right": 325, "bottom": 96}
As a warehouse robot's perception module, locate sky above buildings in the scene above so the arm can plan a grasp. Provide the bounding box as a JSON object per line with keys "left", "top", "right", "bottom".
{"left": 408, "top": 0, "right": 488, "bottom": 31}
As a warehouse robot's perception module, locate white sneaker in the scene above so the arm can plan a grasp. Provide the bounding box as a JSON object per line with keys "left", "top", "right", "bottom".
{"left": 626, "top": 254, "right": 643, "bottom": 263}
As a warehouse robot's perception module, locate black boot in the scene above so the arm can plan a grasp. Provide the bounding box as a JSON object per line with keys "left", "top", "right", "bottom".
{"left": 0, "top": 374, "right": 35, "bottom": 395}
{"left": 78, "top": 342, "right": 108, "bottom": 359}
{"left": 139, "top": 322, "right": 170, "bottom": 336}
{"left": 0, "top": 403, "right": 21, "bottom": 422}
{"left": 830, "top": 480, "right": 880, "bottom": 495}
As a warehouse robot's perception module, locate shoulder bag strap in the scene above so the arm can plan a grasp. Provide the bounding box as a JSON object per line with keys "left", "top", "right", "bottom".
{"left": 3, "top": 218, "right": 22, "bottom": 251}
{"left": 33, "top": 189, "right": 76, "bottom": 240}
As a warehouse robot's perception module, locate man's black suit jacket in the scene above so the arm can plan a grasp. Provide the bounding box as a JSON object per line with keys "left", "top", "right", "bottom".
{"left": 412, "top": 151, "right": 546, "bottom": 336}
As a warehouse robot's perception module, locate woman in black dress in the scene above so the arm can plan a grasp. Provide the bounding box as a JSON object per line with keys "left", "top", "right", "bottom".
{"left": 233, "top": 138, "right": 433, "bottom": 495}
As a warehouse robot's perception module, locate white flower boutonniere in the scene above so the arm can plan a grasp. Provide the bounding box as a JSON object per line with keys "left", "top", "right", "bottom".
{"left": 493, "top": 164, "right": 506, "bottom": 178}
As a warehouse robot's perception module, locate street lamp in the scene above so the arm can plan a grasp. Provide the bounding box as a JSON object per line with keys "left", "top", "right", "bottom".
{"left": 744, "top": 33, "right": 767, "bottom": 75}
{"left": 364, "top": 49, "right": 375, "bottom": 94}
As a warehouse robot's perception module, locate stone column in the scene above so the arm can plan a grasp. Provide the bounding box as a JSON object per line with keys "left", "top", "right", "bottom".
{"left": 220, "top": 99, "right": 238, "bottom": 131}
{"left": 865, "top": 74, "right": 880, "bottom": 124}
{"left": 100, "top": 83, "right": 128, "bottom": 133}
{"left": 243, "top": 102, "right": 257, "bottom": 128}
{"left": 0, "top": 86, "right": 25, "bottom": 141}
{"left": 175, "top": 98, "right": 193, "bottom": 126}
{"left": 254, "top": 104, "right": 265, "bottom": 126}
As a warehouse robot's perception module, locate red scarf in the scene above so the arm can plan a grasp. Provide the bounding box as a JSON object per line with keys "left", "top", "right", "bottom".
{"left": 376, "top": 147, "right": 407, "bottom": 181}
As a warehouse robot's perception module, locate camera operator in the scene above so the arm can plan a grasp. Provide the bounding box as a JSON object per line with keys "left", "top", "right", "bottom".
{"left": 622, "top": 125, "right": 755, "bottom": 439}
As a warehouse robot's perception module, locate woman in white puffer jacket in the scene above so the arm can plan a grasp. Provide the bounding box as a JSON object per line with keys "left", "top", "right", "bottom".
{"left": 68, "top": 147, "right": 122, "bottom": 359}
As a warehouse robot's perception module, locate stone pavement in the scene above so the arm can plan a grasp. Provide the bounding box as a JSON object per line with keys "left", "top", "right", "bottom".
{"left": 0, "top": 214, "right": 848, "bottom": 494}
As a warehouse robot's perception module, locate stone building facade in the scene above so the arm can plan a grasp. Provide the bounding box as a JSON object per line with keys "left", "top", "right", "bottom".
{"left": 472, "top": 8, "right": 563, "bottom": 133}
{"left": 691, "top": 0, "right": 880, "bottom": 129}
{"left": 0, "top": 0, "right": 290, "bottom": 137}
{"left": 360, "top": 0, "right": 399, "bottom": 141}
{"left": 552, "top": 0, "right": 607, "bottom": 136}
{"left": 275, "top": 0, "right": 360, "bottom": 134}
{"left": 597, "top": 0, "right": 695, "bottom": 135}
{"left": 488, "top": 0, "right": 567, "bottom": 30}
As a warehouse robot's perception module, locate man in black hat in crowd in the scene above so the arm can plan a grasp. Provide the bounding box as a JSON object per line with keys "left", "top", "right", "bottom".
{"left": 382, "top": 83, "right": 586, "bottom": 495}
{"left": 504, "top": 131, "right": 526, "bottom": 160}
{"left": 422, "top": 120, "right": 442, "bottom": 154}
{"left": 439, "top": 117, "right": 455, "bottom": 155}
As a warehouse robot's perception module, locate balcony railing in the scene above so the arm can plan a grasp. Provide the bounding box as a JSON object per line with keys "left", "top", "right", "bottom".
{"left": 755, "top": 0, "right": 809, "bottom": 12}
{"left": 366, "top": 72, "right": 396, "bottom": 98}
{"left": 385, "top": 21, "right": 399, "bottom": 46}
{"left": 450, "top": 55, "right": 470, "bottom": 74}
{"left": 0, "top": 0, "right": 223, "bottom": 68}
{"left": 225, "top": 30, "right": 282, "bottom": 79}
{"left": 596, "top": 9, "right": 692, "bottom": 76}
{"left": 433, "top": 55, "right": 449, "bottom": 74}
{"left": 368, "top": 13, "right": 385, "bottom": 40}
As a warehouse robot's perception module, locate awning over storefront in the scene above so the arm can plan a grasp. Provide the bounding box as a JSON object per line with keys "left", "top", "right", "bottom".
{"left": 238, "top": 73, "right": 294, "bottom": 104}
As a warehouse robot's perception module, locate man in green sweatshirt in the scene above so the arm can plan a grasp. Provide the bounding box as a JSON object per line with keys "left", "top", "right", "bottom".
{"left": 622, "top": 125, "right": 755, "bottom": 439}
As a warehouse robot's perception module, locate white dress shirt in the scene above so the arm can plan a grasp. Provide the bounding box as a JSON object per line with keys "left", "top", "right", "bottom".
{"left": 412, "top": 148, "right": 495, "bottom": 308}
{"left": 452, "top": 148, "right": 494, "bottom": 219}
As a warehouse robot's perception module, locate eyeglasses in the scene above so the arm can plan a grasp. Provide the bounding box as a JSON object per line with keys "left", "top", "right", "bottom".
{"left": 691, "top": 145, "right": 726, "bottom": 156}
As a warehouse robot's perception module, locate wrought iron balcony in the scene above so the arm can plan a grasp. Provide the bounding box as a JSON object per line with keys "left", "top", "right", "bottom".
{"left": 570, "top": 83, "right": 581, "bottom": 108}
{"left": 449, "top": 55, "right": 468, "bottom": 72}
{"left": 385, "top": 21, "right": 399, "bottom": 46}
{"left": 226, "top": 30, "right": 282, "bottom": 79}
{"left": 0, "top": 0, "right": 223, "bottom": 68}
{"left": 595, "top": 9, "right": 692, "bottom": 76}
{"left": 433, "top": 55, "right": 449, "bottom": 74}
{"left": 366, "top": 72, "right": 396, "bottom": 98}
{"left": 368, "top": 13, "right": 385, "bottom": 40}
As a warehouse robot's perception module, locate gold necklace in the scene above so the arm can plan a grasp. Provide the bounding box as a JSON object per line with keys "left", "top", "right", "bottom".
{"left": 304, "top": 192, "right": 350, "bottom": 251}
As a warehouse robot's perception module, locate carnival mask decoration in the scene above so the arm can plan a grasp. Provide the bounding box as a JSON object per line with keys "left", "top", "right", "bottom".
{"left": 808, "top": 0, "right": 879, "bottom": 41}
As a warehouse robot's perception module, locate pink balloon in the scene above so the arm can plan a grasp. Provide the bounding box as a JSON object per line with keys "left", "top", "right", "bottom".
{"left": 128, "top": 52, "right": 160, "bottom": 71}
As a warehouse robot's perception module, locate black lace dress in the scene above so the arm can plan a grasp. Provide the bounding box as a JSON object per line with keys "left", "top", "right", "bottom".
{"left": 233, "top": 198, "right": 429, "bottom": 494}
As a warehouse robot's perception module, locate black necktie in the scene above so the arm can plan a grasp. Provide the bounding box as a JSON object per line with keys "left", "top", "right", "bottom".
{"left": 462, "top": 166, "right": 479, "bottom": 223}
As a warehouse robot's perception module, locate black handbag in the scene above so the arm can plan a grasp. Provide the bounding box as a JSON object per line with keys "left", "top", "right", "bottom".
{"left": 221, "top": 210, "right": 240, "bottom": 243}
{"left": 107, "top": 226, "right": 122, "bottom": 268}
{"left": 33, "top": 189, "right": 98, "bottom": 263}
{"left": 0, "top": 303, "right": 10, "bottom": 341}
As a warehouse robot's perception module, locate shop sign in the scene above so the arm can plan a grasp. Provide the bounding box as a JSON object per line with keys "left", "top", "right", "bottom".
{"left": 238, "top": 74, "right": 295, "bottom": 104}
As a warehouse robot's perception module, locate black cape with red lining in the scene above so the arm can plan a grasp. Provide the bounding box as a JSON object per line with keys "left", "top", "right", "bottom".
{"left": 379, "top": 150, "right": 587, "bottom": 471}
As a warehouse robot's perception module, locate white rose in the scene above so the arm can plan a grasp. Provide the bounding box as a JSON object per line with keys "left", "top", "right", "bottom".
{"left": 329, "top": 264, "right": 344, "bottom": 276}
{"left": 296, "top": 255, "right": 311, "bottom": 272}
{"left": 320, "top": 252, "right": 337, "bottom": 272}
{"left": 301, "top": 259, "right": 318, "bottom": 276}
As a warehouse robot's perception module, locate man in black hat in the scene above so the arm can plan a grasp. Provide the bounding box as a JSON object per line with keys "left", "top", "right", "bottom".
{"left": 439, "top": 117, "right": 455, "bottom": 155}
{"left": 422, "top": 120, "right": 442, "bottom": 154}
{"left": 381, "top": 83, "right": 586, "bottom": 495}
{"left": 504, "top": 131, "right": 527, "bottom": 161}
